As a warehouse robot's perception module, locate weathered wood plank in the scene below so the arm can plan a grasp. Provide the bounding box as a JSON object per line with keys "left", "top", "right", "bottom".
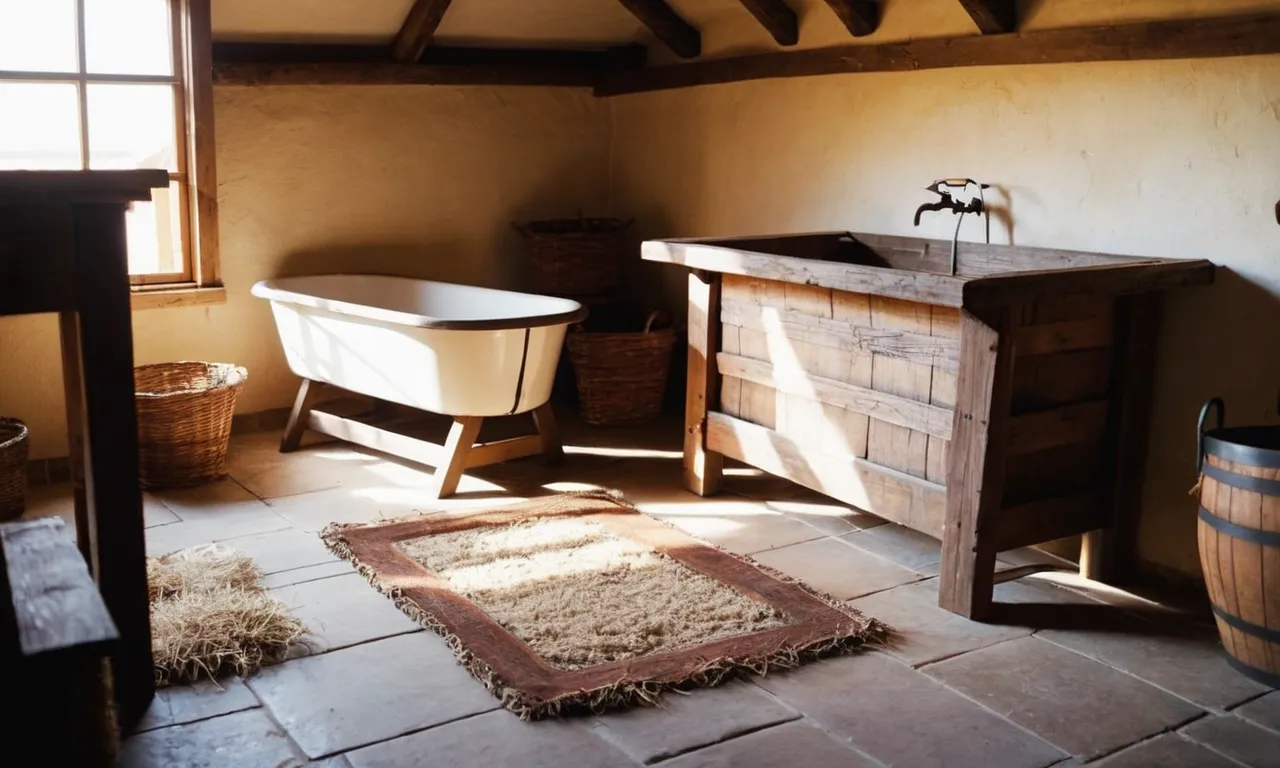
{"left": 1007, "top": 400, "right": 1110, "bottom": 456}
{"left": 963, "top": 259, "right": 1215, "bottom": 308}
{"left": 720, "top": 299, "right": 961, "bottom": 371}
{"left": 992, "top": 490, "right": 1113, "bottom": 551}
{"left": 1, "top": 517, "right": 117, "bottom": 657}
{"left": 642, "top": 240, "right": 967, "bottom": 307}
{"left": 927, "top": 307, "right": 960, "bottom": 483}
{"left": 598, "top": 14, "right": 1280, "bottom": 95}
{"left": 707, "top": 412, "right": 948, "bottom": 537}
{"left": 938, "top": 307, "right": 1019, "bottom": 619}
{"left": 717, "top": 352, "right": 954, "bottom": 440}
{"left": 738, "top": 0, "right": 798, "bottom": 45}
{"left": 866, "top": 297, "right": 934, "bottom": 479}
{"left": 719, "top": 324, "right": 743, "bottom": 417}
{"left": 852, "top": 233, "right": 1133, "bottom": 276}
{"left": 1011, "top": 348, "right": 1113, "bottom": 414}
{"left": 735, "top": 327, "right": 778, "bottom": 428}
{"left": 618, "top": 0, "right": 701, "bottom": 58}
{"left": 822, "top": 0, "right": 880, "bottom": 37}
{"left": 1014, "top": 316, "right": 1114, "bottom": 356}
{"left": 1004, "top": 438, "right": 1107, "bottom": 507}
{"left": 685, "top": 272, "right": 724, "bottom": 495}
{"left": 393, "top": 0, "right": 454, "bottom": 62}
{"left": 182, "top": 0, "right": 221, "bottom": 287}
{"left": 958, "top": 0, "right": 1017, "bottom": 34}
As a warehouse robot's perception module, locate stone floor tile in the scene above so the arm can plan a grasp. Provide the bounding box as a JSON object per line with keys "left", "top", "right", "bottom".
{"left": 591, "top": 681, "right": 797, "bottom": 763}
{"left": 310, "top": 757, "right": 354, "bottom": 768}
{"left": 248, "top": 633, "right": 498, "bottom": 758}
{"left": 137, "top": 677, "right": 260, "bottom": 732}
{"left": 1182, "top": 714, "right": 1280, "bottom": 766}
{"left": 749, "top": 537, "right": 923, "bottom": 600}
{"left": 652, "top": 502, "right": 826, "bottom": 556}
{"left": 1038, "top": 622, "right": 1269, "bottom": 710}
{"left": 660, "top": 720, "right": 878, "bottom": 768}
{"left": 152, "top": 477, "right": 261, "bottom": 514}
{"left": 19, "top": 483, "right": 176, "bottom": 532}
{"left": 347, "top": 710, "right": 634, "bottom": 768}
{"left": 925, "top": 636, "right": 1204, "bottom": 760}
{"left": 262, "top": 561, "right": 355, "bottom": 589}
{"left": 1235, "top": 691, "right": 1280, "bottom": 732}
{"left": 997, "top": 546, "right": 1078, "bottom": 572}
{"left": 264, "top": 485, "right": 458, "bottom": 533}
{"left": 120, "top": 708, "right": 305, "bottom": 767}
{"left": 270, "top": 573, "right": 421, "bottom": 654}
{"left": 145, "top": 508, "right": 294, "bottom": 556}
{"left": 221, "top": 527, "right": 340, "bottom": 575}
{"left": 849, "top": 580, "right": 1034, "bottom": 666}
{"left": 755, "top": 652, "right": 1065, "bottom": 767}
{"left": 841, "top": 524, "right": 942, "bottom": 572}
{"left": 1093, "top": 733, "right": 1239, "bottom": 767}
{"left": 144, "top": 494, "right": 181, "bottom": 527}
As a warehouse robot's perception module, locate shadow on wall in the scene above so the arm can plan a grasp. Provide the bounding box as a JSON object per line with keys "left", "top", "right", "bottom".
{"left": 273, "top": 239, "right": 532, "bottom": 291}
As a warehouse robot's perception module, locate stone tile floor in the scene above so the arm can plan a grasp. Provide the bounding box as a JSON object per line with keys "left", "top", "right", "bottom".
{"left": 24, "top": 412, "right": 1280, "bottom": 767}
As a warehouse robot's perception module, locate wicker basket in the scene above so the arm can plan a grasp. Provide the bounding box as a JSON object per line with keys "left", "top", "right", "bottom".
{"left": 566, "top": 311, "right": 675, "bottom": 426}
{"left": 135, "top": 362, "right": 247, "bottom": 489}
{"left": 0, "top": 418, "right": 29, "bottom": 521}
{"left": 515, "top": 217, "right": 633, "bottom": 297}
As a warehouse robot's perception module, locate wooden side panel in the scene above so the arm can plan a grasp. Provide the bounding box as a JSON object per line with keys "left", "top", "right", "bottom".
{"left": 928, "top": 307, "right": 960, "bottom": 483}
{"left": 684, "top": 271, "right": 723, "bottom": 496}
{"left": 867, "top": 297, "right": 933, "bottom": 479}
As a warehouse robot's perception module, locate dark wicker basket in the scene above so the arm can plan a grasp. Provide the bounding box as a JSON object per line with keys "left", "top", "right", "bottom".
{"left": 516, "top": 217, "right": 633, "bottom": 297}
{"left": 0, "top": 418, "right": 28, "bottom": 521}
{"left": 566, "top": 312, "right": 675, "bottom": 426}
{"left": 135, "top": 362, "right": 247, "bottom": 489}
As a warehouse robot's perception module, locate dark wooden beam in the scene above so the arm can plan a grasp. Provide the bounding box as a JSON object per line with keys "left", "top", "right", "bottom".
{"left": 618, "top": 0, "right": 701, "bottom": 58}
{"left": 597, "top": 13, "right": 1280, "bottom": 96}
{"left": 823, "top": 0, "right": 880, "bottom": 38}
{"left": 212, "top": 43, "right": 645, "bottom": 87}
{"left": 958, "top": 0, "right": 1017, "bottom": 34}
{"left": 393, "top": 0, "right": 455, "bottom": 63}
{"left": 738, "top": 0, "right": 799, "bottom": 46}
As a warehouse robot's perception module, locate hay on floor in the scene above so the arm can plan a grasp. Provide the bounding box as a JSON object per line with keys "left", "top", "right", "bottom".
{"left": 149, "top": 546, "right": 305, "bottom": 686}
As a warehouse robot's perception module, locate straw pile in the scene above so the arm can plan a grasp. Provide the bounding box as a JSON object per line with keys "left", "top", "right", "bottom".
{"left": 149, "top": 546, "right": 305, "bottom": 686}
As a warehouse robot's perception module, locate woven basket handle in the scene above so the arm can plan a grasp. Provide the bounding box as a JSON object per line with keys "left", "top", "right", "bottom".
{"left": 643, "top": 310, "right": 667, "bottom": 333}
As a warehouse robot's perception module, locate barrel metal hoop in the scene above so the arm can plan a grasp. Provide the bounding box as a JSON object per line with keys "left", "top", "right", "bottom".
{"left": 1223, "top": 654, "right": 1280, "bottom": 688}
{"left": 1205, "top": 434, "right": 1280, "bottom": 469}
{"left": 1211, "top": 604, "right": 1280, "bottom": 644}
{"left": 1201, "top": 462, "right": 1280, "bottom": 495}
{"left": 1198, "top": 507, "right": 1280, "bottom": 548}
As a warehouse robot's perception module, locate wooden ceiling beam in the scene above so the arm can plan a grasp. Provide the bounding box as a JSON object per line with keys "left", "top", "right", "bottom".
{"left": 392, "top": 0, "right": 455, "bottom": 63}
{"left": 618, "top": 0, "right": 701, "bottom": 59}
{"left": 738, "top": 0, "right": 799, "bottom": 46}
{"left": 958, "top": 0, "right": 1017, "bottom": 34}
{"left": 597, "top": 13, "right": 1280, "bottom": 96}
{"left": 823, "top": 0, "right": 880, "bottom": 38}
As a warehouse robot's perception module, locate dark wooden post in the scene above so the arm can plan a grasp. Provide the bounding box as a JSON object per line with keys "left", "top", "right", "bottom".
{"left": 685, "top": 269, "right": 723, "bottom": 496}
{"left": 939, "top": 306, "right": 1019, "bottom": 619}
{"left": 1081, "top": 293, "right": 1164, "bottom": 582}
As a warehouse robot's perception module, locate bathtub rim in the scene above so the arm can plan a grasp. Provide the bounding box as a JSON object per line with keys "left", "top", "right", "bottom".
{"left": 251, "top": 274, "right": 588, "bottom": 331}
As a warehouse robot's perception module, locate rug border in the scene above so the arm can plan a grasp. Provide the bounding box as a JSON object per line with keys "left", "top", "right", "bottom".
{"left": 320, "top": 490, "right": 889, "bottom": 719}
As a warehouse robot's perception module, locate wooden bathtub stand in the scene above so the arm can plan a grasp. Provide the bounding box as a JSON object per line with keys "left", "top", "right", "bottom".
{"left": 279, "top": 379, "right": 564, "bottom": 499}
{"left": 649, "top": 231, "right": 1216, "bottom": 620}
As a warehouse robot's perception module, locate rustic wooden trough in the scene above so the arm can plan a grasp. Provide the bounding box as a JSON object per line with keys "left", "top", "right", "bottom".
{"left": 643, "top": 232, "right": 1215, "bottom": 619}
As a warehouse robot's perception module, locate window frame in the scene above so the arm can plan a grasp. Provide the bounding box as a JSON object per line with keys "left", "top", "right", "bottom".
{"left": 0, "top": 0, "right": 221, "bottom": 305}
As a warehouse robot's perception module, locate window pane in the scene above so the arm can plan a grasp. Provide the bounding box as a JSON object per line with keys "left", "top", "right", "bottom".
{"left": 0, "top": 83, "right": 81, "bottom": 170}
{"left": 85, "top": 0, "right": 173, "bottom": 76}
{"left": 127, "top": 181, "right": 185, "bottom": 275}
{"left": 0, "top": 0, "right": 78, "bottom": 72}
{"left": 87, "top": 84, "right": 178, "bottom": 170}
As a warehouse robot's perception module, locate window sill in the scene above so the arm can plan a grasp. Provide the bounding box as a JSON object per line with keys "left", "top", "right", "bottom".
{"left": 131, "top": 284, "right": 227, "bottom": 311}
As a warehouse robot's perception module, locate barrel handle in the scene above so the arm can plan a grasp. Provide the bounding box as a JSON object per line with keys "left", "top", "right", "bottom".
{"left": 1197, "top": 397, "right": 1225, "bottom": 473}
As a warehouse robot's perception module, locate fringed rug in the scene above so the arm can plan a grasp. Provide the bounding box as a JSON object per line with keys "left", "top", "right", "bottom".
{"left": 149, "top": 546, "right": 306, "bottom": 686}
{"left": 321, "top": 490, "right": 888, "bottom": 719}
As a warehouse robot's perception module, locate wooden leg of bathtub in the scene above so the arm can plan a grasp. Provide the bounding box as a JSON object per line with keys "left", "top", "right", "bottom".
{"left": 532, "top": 403, "right": 564, "bottom": 466}
{"left": 281, "top": 379, "right": 321, "bottom": 453}
{"left": 431, "top": 416, "right": 484, "bottom": 499}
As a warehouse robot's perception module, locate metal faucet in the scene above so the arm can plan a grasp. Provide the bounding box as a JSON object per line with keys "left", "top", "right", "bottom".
{"left": 914, "top": 179, "right": 990, "bottom": 276}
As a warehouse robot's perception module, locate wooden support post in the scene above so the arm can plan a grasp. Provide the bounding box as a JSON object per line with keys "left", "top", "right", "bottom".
{"left": 685, "top": 270, "right": 724, "bottom": 496}
{"left": 280, "top": 379, "right": 321, "bottom": 453}
{"left": 393, "top": 0, "right": 455, "bottom": 63}
{"left": 738, "top": 0, "right": 799, "bottom": 46}
{"left": 58, "top": 311, "right": 91, "bottom": 567}
{"left": 939, "top": 307, "right": 1019, "bottom": 620}
{"left": 957, "top": 0, "right": 1017, "bottom": 34}
{"left": 532, "top": 403, "right": 564, "bottom": 466}
{"left": 822, "top": 0, "right": 880, "bottom": 38}
{"left": 431, "top": 417, "right": 484, "bottom": 499}
{"left": 1080, "top": 293, "right": 1163, "bottom": 583}
{"left": 618, "top": 0, "right": 701, "bottom": 58}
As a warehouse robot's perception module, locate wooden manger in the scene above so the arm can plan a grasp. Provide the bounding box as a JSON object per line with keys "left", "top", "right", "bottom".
{"left": 644, "top": 232, "right": 1215, "bottom": 619}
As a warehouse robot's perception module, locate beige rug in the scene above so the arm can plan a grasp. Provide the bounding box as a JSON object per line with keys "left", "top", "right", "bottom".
{"left": 321, "top": 490, "right": 889, "bottom": 719}
{"left": 149, "top": 546, "right": 305, "bottom": 686}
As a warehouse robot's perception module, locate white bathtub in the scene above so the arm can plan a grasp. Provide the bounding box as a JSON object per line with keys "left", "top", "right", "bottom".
{"left": 252, "top": 274, "right": 586, "bottom": 417}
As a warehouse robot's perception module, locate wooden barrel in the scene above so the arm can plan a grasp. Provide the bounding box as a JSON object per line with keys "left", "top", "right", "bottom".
{"left": 1196, "top": 398, "right": 1280, "bottom": 688}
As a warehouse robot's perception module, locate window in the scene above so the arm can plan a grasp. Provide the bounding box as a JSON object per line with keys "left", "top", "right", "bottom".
{"left": 0, "top": 0, "right": 220, "bottom": 298}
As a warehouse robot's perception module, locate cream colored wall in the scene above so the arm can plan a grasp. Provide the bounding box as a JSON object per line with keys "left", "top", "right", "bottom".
{"left": 0, "top": 85, "right": 610, "bottom": 459}
{"left": 608, "top": 7, "right": 1280, "bottom": 577}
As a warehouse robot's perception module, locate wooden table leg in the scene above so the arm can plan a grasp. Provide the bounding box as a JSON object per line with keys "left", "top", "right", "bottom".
{"left": 685, "top": 270, "right": 724, "bottom": 496}
{"left": 58, "top": 311, "right": 92, "bottom": 568}
{"left": 430, "top": 417, "right": 483, "bottom": 499}
{"left": 939, "top": 307, "right": 1019, "bottom": 620}
{"left": 69, "top": 204, "right": 153, "bottom": 731}
{"left": 532, "top": 403, "right": 564, "bottom": 466}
